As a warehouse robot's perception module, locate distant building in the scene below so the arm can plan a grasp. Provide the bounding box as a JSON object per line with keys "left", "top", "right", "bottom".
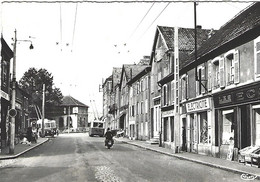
{"left": 54, "top": 95, "right": 89, "bottom": 132}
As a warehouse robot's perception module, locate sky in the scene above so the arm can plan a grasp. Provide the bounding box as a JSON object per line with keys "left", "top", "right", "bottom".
{"left": 0, "top": 0, "right": 253, "bottom": 118}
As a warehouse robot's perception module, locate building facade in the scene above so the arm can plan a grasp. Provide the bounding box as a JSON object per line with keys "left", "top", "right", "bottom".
{"left": 180, "top": 2, "right": 260, "bottom": 159}
{"left": 101, "top": 2, "right": 260, "bottom": 163}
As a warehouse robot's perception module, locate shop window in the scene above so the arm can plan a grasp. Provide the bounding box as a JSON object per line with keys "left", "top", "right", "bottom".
{"left": 164, "top": 118, "right": 169, "bottom": 141}
{"left": 170, "top": 117, "right": 174, "bottom": 142}
{"left": 222, "top": 110, "right": 234, "bottom": 145}
{"left": 199, "top": 112, "right": 208, "bottom": 144}
{"left": 255, "top": 36, "right": 260, "bottom": 78}
{"left": 254, "top": 108, "right": 260, "bottom": 146}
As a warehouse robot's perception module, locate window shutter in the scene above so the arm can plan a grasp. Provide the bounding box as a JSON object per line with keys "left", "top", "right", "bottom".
{"left": 256, "top": 40, "right": 260, "bottom": 76}
{"left": 208, "top": 61, "right": 212, "bottom": 91}
{"left": 201, "top": 66, "right": 206, "bottom": 93}
{"left": 186, "top": 75, "right": 189, "bottom": 99}
{"left": 234, "top": 50, "right": 240, "bottom": 84}
{"left": 219, "top": 58, "right": 225, "bottom": 88}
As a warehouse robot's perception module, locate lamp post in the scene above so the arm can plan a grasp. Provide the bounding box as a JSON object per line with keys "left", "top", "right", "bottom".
{"left": 9, "top": 29, "right": 33, "bottom": 154}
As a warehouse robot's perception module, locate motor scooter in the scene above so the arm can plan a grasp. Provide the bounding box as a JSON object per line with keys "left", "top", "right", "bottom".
{"left": 105, "top": 138, "right": 114, "bottom": 149}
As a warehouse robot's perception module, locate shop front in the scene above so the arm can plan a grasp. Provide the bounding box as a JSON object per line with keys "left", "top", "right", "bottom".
{"left": 184, "top": 97, "right": 213, "bottom": 156}
{"left": 129, "top": 119, "right": 135, "bottom": 140}
{"left": 161, "top": 105, "right": 174, "bottom": 150}
{"left": 213, "top": 82, "right": 260, "bottom": 161}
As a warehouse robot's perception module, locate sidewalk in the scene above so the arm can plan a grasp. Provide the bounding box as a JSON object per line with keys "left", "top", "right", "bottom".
{"left": 0, "top": 137, "right": 49, "bottom": 160}
{"left": 115, "top": 137, "right": 260, "bottom": 180}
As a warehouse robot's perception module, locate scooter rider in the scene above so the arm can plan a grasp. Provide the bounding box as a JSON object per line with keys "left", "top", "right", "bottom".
{"left": 104, "top": 128, "right": 114, "bottom": 146}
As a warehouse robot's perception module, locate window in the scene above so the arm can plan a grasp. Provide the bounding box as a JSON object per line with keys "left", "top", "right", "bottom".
{"left": 208, "top": 61, "right": 212, "bottom": 91}
{"left": 141, "top": 102, "right": 143, "bottom": 114}
{"left": 163, "top": 85, "right": 167, "bottom": 106}
{"left": 137, "top": 81, "right": 140, "bottom": 94}
{"left": 131, "top": 105, "right": 135, "bottom": 116}
{"left": 140, "top": 80, "right": 143, "bottom": 92}
{"left": 255, "top": 36, "right": 260, "bottom": 78}
{"left": 181, "top": 75, "right": 187, "bottom": 101}
{"left": 196, "top": 66, "right": 206, "bottom": 95}
{"left": 130, "top": 87, "right": 133, "bottom": 97}
{"left": 226, "top": 53, "right": 235, "bottom": 85}
{"left": 225, "top": 50, "right": 240, "bottom": 85}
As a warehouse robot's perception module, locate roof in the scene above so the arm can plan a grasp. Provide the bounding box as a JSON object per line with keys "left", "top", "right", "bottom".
{"left": 181, "top": 2, "right": 260, "bottom": 71}
{"left": 102, "top": 75, "right": 112, "bottom": 87}
{"left": 150, "top": 26, "right": 214, "bottom": 66}
{"left": 124, "top": 64, "right": 149, "bottom": 81}
{"left": 60, "top": 95, "right": 88, "bottom": 107}
{"left": 127, "top": 66, "right": 151, "bottom": 85}
{"left": 158, "top": 26, "right": 213, "bottom": 51}
{"left": 112, "top": 67, "right": 122, "bottom": 86}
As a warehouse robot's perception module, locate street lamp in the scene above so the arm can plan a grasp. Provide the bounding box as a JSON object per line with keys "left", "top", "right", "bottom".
{"left": 9, "top": 29, "right": 34, "bottom": 154}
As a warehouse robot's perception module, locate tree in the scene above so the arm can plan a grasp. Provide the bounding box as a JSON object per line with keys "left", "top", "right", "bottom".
{"left": 19, "top": 68, "right": 63, "bottom": 119}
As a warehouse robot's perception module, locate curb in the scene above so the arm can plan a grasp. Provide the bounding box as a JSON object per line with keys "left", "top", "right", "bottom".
{"left": 0, "top": 138, "right": 49, "bottom": 160}
{"left": 119, "top": 140, "right": 260, "bottom": 180}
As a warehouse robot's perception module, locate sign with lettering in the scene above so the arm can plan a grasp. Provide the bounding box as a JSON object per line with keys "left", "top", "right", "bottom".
{"left": 162, "top": 109, "right": 174, "bottom": 117}
{"left": 214, "top": 82, "right": 260, "bottom": 108}
{"left": 0, "top": 90, "right": 9, "bottom": 101}
{"left": 186, "top": 98, "right": 210, "bottom": 113}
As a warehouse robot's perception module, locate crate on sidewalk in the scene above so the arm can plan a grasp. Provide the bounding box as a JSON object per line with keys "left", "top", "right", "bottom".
{"left": 250, "top": 153, "right": 260, "bottom": 168}
{"left": 238, "top": 146, "right": 259, "bottom": 164}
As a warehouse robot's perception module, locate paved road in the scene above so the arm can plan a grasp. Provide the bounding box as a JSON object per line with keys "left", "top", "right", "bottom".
{"left": 0, "top": 133, "right": 245, "bottom": 182}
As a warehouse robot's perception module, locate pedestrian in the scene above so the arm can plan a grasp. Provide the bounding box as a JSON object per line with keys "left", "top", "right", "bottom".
{"left": 27, "top": 127, "right": 33, "bottom": 145}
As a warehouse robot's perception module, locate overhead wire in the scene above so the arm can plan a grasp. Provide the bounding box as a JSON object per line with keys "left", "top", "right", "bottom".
{"left": 128, "top": 2, "right": 155, "bottom": 40}
{"left": 60, "top": 4, "right": 62, "bottom": 47}
{"left": 139, "top": 2, "right": 170, "bottom": 40}
{"left": 2, "top": 1, "right": 257, "bottom": 3}
{"left": 71, "top": 3, "right": 78, "bottom": 52}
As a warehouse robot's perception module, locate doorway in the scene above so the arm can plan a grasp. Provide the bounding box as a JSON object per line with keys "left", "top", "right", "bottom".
{"left": 182, "top": 118, "right": 187, "bottom": 151}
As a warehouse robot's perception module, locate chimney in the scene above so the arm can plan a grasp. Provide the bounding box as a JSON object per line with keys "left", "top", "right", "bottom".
{"left": 196, "top": 25, "right": 202, "bottom": 29}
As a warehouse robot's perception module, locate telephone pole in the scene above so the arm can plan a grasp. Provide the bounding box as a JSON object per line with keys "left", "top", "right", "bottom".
{"left": 41, "top": 84, "right": 45, "bottom": 137}
{"left": 9, "top": 30, "right": 17, "bottom": 154}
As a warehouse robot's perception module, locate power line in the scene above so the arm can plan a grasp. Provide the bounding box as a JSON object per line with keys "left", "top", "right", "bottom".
{"left": 71, "top": 3, "right": 78, "bottom": 52}
{"left": 60, "top": 3, "right": 63, "bottom": 51}
{"left": 2, "top": 0, "right": 257, "bottom": 3}
{"left": 128, "top": 2, "right": 155, "bottom": 40}
{"left": 139, "top": 2, "right": 170, "bottom": 39}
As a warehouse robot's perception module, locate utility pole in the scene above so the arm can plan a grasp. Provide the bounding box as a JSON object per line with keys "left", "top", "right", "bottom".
{"left": 9, "top": 30, "right": 17, "bottom": 154}
{"left": 41, "top": 84, "right": 45, "bottom": 137}
{"left": 68, "top": 106, "right": 70, "bottom": 134}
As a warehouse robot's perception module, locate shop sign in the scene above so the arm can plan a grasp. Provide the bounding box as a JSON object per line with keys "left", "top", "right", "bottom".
{"left": 186, "top": 98, "right": 210, "bottom": 113}
{"left": 1, "top": 90, "right": 9, "bottom": 101}
{"left": 214, "top": 83, "right": 260, "bottom": 108}
{"left": 162, "top": 109, "right": 174, "bottom": 117}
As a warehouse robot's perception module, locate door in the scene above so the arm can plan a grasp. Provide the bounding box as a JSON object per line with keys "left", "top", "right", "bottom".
{"left": 182, "top": 118, "right": 187, "bottom": 151}
{"left": 190, "top": 114, "right": 196, "bottom": 152}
